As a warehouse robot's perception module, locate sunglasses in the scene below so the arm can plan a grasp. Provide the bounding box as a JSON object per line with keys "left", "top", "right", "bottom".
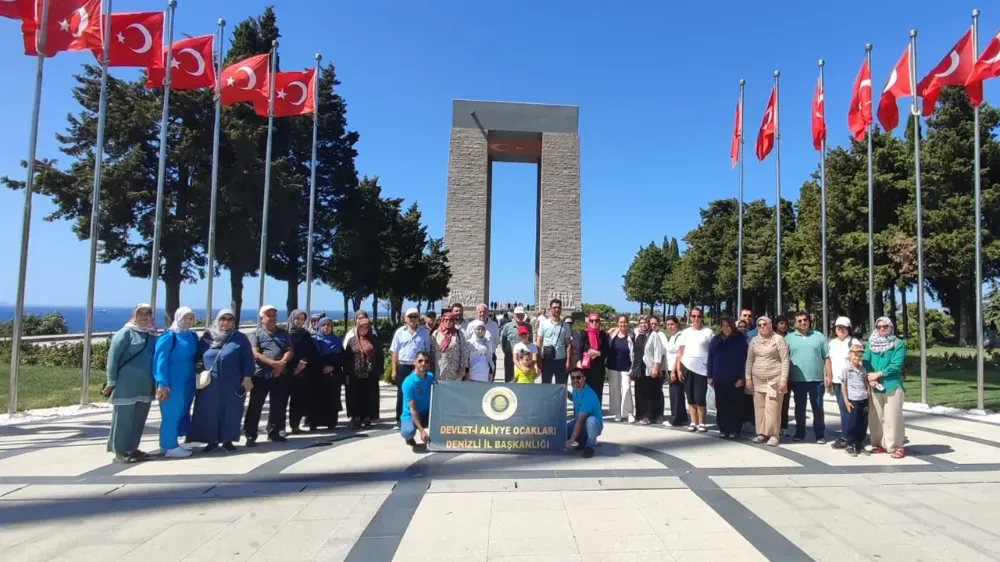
{"left": 415, "top": 359, "right": 427, "bottom": 364}
{"left": 570, "top": 375, "right": 583, "bottom": 381}
{"left": 877, "top": 324, "right": 890, "bottom": 329}
{"left": 589, "top": 319, "right": 599, "bottom": 323}
{"left": 757, "top": 322, "right": 767, "bottom": 327}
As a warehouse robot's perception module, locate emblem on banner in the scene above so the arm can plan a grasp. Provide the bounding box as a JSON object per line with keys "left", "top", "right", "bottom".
{"left": 481, "top": 387, "right": 518, "bottom": 421}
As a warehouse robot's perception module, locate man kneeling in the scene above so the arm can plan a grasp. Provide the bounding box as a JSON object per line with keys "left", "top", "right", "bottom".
{"left": 566, "top": 368, "right": 602, "bottom": 458}
{"left": 401, "top": 351, "right": 434, "bottom": 450}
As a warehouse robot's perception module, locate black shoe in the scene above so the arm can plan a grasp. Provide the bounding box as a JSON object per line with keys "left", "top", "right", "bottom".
{"left": 290, "top": 427, "right": 303, "bottom": 435}
{"left": 719, "top": 433, "right": 730, "bottom": 439}
{"left": 245, "top": 435, "right": 257, "bottom": 447}
{"left": 846, "top": 445, "right": 859, "bottom": 457}
{"left": 582, "top": 447, "right": 595, "bottom": 459}
{"left": 222, "top": 442, "right": 237, "bottom": 452}
{"left": 113, "top": 453, "right": 137, "bottom": 464}
{"left": 793, "top": 435, "right": 804, "bottom": 442}
{"left": 363, "top": 419, "right": 372, "bottom": 428}
{"left": 405, "top": 438, "right": 417, "bottom": 447}
{"left": 184, "top": 436, "right": 193, "bottom": 444}
{"left": 268, "top": 434, "right": 288, "bottom": 443}
{"left": 831, "top": 438, "right": 847, "bottom": 449}
{"left": 202, "top": 443, "right": 219, "bottom": 453}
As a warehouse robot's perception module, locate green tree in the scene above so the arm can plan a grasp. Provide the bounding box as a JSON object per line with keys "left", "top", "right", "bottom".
{"left": 416, "top": 237, "right": 451, "bottom": 313}
{"left": 581, "top": 303, "right": 616, "bottom": 317}
{"left": 0, "top": 312, "right": 69, "bottom": 338}
{"left": 377, "top": 199, "right": 429, "bottom": 324}
{"left": 623, "top": 242, "right": 666, "bottom": 313}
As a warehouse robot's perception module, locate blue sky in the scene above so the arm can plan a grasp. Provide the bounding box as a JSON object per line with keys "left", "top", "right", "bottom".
{"left": 0, "top": 0, "right": 997, "bottom": 313}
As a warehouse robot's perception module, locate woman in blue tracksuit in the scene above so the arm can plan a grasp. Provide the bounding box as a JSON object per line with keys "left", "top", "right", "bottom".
{"left": 153, "top": 306, "right": 199, "bottom": 458}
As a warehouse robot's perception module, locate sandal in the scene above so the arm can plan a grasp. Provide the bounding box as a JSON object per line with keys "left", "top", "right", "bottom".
{"left": 871, "top": 446, "right": 887, "bottom": 455}
{"left": 891, "top": 449, "right": 905, "bottom": 459}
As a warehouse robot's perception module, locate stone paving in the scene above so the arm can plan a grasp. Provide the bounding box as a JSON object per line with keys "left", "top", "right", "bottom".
{"left": 2, "top": 382, "right": 1000, "bottom": 561}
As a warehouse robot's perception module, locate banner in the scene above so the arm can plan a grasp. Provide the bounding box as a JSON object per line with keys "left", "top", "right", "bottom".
{"left": 428, "top": 381, "right": 567, "bottom": 453}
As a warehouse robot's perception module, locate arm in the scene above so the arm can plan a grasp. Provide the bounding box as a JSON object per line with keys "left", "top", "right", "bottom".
{"left": 152, "top": 333, "right": 172, "bottom": 390}
{"left": 567, "top": 412, "right": 588, "bottom": 447}
{"left": 104, "top": 330, "right": 128, "bottom": 388}
{"left": 823, "top": 339, "right": 832, "bottom": 390}
{"left": 883, "top": 341, "right": 906, "bottom": 379}
{"left": 744, "top": 339, "right": 755, "bottom": 390}
{"left": 706, "top": 339, "right": 716, "bottom": 383}
{"left": 564, "top": 329, "right": 572, "bottom": 370}
{"left": 777, "top": 338, "right": 790, "bottom": 389}
{"left": 389, "top": 331, "right": 401, "bottom": 380}
{"left": 841, "top": 378, "right": 852, "bottom": 411}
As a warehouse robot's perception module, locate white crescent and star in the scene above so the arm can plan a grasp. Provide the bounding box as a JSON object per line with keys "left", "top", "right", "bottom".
{"left": 288, "top": 81, "right": 308, "bottom": 105}
{"left": 72, "top": 7, "right": 89, "bottom": 38}
{"left": 935, "top": 51, "right": 961, "bottom": 78}
{"left": 762, "top": 107, "right": 773, "bottom": 128}
{"left": 982, "top": 36, "right": 1000, "bottom": 65}
{"left": 859, "top": 78, "right": 872, "bottom": 107}
{"left": 172, "top": 47, "right": 206, "bottom": 76}
{"left": 815, "top": 93, "right": 824, "bottom": 119}
{"left": 884, "top": 69, "right": 898, "bottom": 93}
{"left": 122, "top": 23, "right": 152, "bottom": 54}
{"left": 234, "top": 66, "right": 256, "bottom": 90}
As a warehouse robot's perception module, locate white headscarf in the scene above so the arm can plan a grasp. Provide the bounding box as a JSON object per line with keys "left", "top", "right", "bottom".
{"left": 169, "top": 306, "right": 195, "bottom": 333}
{"left": 467, "top": 320, "right": 494, "bottom": 370}
{"left": 125, "top": 303, "right": 156, "bottom": 334}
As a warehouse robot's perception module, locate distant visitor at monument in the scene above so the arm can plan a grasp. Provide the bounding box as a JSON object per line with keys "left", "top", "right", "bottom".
{"left": 443, "top": 99, "right": 582, "bottom": 311}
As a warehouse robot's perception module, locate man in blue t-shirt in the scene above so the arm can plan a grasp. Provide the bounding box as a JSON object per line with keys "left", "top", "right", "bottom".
{"left": 566, "top": 368, "right": 603, "bottom": 458}
{"left": 400, "top": 351, "right": 434, "bottom": 449}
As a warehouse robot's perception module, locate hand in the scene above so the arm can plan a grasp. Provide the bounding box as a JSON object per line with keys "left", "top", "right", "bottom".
{"left": 779, "top": 380, "right": 788, "bottom": 394}
{"left": 588, "top": 349, "right": 599, "bottom": 357}
{"left": 669, "top": 371, "right": 678, "bottom": 383}
{"left": 274, "top": 360, "right": 287, "bottom": 376}
{"left": 101, "top": 384, "right": 114, "bottom": 398}
{"left": 846, "top": 401, "right": 854, "bottom": 413}
{"left": 867, "top": 373, "right": 880, "bottom": 383}
{"left": 322, "top": 366, "right": 334, "bottom": 375}
{"left": 294, "top": 362, "right": 307, "bottom": 375}
{"left": 745, "top": 379, "right": 754, "bottom": 391}
{"left": 707, "top": 378, "right": 714, "bottom": 387}
{"left": 391, "top": 369, "right": 398, "bottom": 383}
{"left": 565, "top": 439, "right": 575, "bottom": 449}
{"left": 678, "top": 370, "right": 686, "bottom": 383}
{"left": 824, "top": 375, "right": 832, "bottom": 392}
{"left": 735, "top": 379, "right": 745, "bottom": 388}
{"left": 242, "top": 377, "right": 253, "bottom": 393}
{"left": 419, "top": 429, "right": 429, "bottom": 443}
{"left": 155, "top": 387, "right": 170, "bottom": 402}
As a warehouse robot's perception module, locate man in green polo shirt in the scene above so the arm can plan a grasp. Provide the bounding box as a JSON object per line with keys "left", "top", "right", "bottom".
{"left": 785, "top": 312, "right": 832, "bottom": 443}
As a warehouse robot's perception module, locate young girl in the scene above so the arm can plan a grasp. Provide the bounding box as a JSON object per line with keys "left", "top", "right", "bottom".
{"left": 841, "top": 342, "right": 870, "bottom": 457}
{"left": 512, "top": 348, "right": 538, "bottom": 384}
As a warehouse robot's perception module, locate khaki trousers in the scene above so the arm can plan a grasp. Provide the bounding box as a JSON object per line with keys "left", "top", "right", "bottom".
{"left": 753, "top": 390, "right": 784, "bottom": 438}
{"left": 869, "top": 387, "right": 905, "bottom": 452}
{"left": 607, "top": 369, "right": 634, "bottom": 418}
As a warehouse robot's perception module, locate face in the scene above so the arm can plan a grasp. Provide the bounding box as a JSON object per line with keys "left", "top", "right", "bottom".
{"left": 588, "top": 316, "right": 601, "bottom": 329}
{"left": 876, "top": 320, "right": 892, "bottom": 335}
{"left": 442, "top": 315, "right": 455, "bottom": 330}
{"left": 476, "top": 305, "right": 488, "bottom": 320}
{"left": 639, "top": 318, "right": 649, "bottom": 332}
{"left": 776, "top": 320, "right": 788, "bottom": 333}
{"left": 835, "top": 325, "right": 848, "bottom": 339}
{"left": 219, "top": 315, "right": 235, "bottom": 331}
{"left": 476, "top": 325, "right": 486, "bottom": 338}
{"left": 849, "top": 351, "right": 863, "bottom": 366}
{"left": 757, "top": 320, "right": 772, "bottom": 337}
{"left": 424, "top": 315, "right": 435, "bottom": 327}
{"left": 406, "top": 312, "right": 418, "bottom": 328}
{"left": 415, "top": 355, "right": 428, "bottom": 373}
{"left": 649, "top": 318, "right": 659, "bottom": 331}
{"left": 451, "top": 305, "right": 463, "bottom": 318}
{"left": 261, "top": 309, "right": 277, "bottom": 328}
{"left": 321, "top": 321, "right": 333, "bottom": 335}
{"left": 721, "top": 321, "right": 732, "bottom": 336}
{"left": 737, "top": 321, "right": 747, "bottom": 333}
{"left": 690, "top": 309, "right": 703, "bottom": 326}
{"left": 570, "top": 371, "right": 585, "bottom": 390}
{"left": 740, "top": 309, "right": 753, "bottom": 324}
{"left": 617, "top": 317, "right": 628, "bottom": 331}
{"left": 515, "top": 313, "right": 525, "bottom": 323}
{"left": 292, "top": 313, "right": 307, "bottom": 329}
{"left": 518, "top": 330, "right": 528, "bottom": 341}
{"left": 666, "top": 319, "right": 678, "bottom": 333}
{"left": 795, "top": 315, "right": 810, "bottom": 332}
{"left": 135, "top": 308, "right": 152, "bottom": 325}
{"left": 550, "top": 302, "right": 562, "bottom": 317}
{"left": 357, "top": 321, "right": 371, "bottom": 336}
{"left": 180, "top": 312, "right": 196, "bottom": 330}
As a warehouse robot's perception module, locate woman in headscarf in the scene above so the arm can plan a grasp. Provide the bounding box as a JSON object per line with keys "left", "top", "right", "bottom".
{"left": 103, "top": 304, "right": 157, "bottom": 463}
{"left": 579, "top": 312, "right": 609, "bottom": 402}
{"left": 306, "top": 318, "right": 345, "bottom": 430}
{"left": 286, "top": 309, "right": 318, "bottom": 434}
{"left": 345, "top": 317, "right": 383, "bottom": 428}
{"left": 467, "top": 320, "right": 495, "bottom": 382}
{"left": 190, "top": 309, "right": 254, "bottom": 452}
{"left": 152, "top": 306, "right": 199, "bottom": 458}
{"left": 431, "top": 312, "right": 470, "bottom": 381}
{"left": 707, "top": 317, "right": 749, "bottom": 439}
{"left": 864, "top": 316, "right": 907, "bottom": 458}
{"left": 745, "top": 316, "right": 790, "bottom": 446}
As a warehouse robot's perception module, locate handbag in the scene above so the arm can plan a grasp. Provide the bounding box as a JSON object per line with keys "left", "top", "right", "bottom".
{"left": 198, "top": 332, "right": 233, "bottom": 389}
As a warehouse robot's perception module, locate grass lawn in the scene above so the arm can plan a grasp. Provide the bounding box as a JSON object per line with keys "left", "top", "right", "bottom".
{"left": 902, "top": 368, "right": 1000, "bottom": 411}
{"left": 0, "top": 365, "right": 106, "bottom": 411}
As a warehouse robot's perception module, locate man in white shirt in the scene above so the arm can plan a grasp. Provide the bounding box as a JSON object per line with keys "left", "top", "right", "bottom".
{"left": 450, "top": 302, "right": 469, "bottom": 334}
{"left": 675, "top": 306, "right": 714, "bottom": 432}
{"left": 390, "top": 308, "right": 433, "bottom": 426}
{"left": 828, "top": 316, "right": 859, "bottom": 449}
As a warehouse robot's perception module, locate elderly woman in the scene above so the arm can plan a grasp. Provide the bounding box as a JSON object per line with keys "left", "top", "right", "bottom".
{"left": 745, "top": 316, "right": 789, "bottom": 446}
{"left": 286, "top": 309, "right": 317, "bottom": 434}
{"left": 467, "top": 320, "right": 495, "bottom": 382}
{"left": 103, "top": 304, "right": 157, "bottom": 464}
{"left": 864, "top": 316, "right": 907, "bottom": 458}
{"left": 306, "top": 318, "right": 344, "bottom": 430}
{"left": 432, "top": 312, "right": 471, "bottom": 381}
{"left": 579, "top": 312, "right": 610, "bottom": 402}
{"left": 344, "top": 317, "right": 382, "bottom": 428}
{"left": 153, "top": 306, "right": 199, "bottom": 458}
{"left": 190, "top": 309, "right": 254, "bottom": 452}
{"left": 707, "top": 317, "right": 749, "bottom": 439}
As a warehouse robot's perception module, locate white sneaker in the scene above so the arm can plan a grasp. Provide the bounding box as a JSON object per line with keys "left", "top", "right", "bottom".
{"left": 165, "top": 446, "right": 192, "bottom": 458}
{"left": 696, "top": 424, "right": 707, "bottom": 433}
{"left": 627, "top": 415, "right": 636, "bottom": 424}
{"left": 613, "top": 416, "right": 622, "bottom": 422}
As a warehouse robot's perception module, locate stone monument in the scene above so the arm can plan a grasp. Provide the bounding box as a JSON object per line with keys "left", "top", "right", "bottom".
{"left": 444, "top": 99, "right": 581, "bottom": 311}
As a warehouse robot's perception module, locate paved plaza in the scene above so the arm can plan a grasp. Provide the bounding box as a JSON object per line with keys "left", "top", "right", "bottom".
{"left": 2, "top": 382, "right": 1000, "bottom": 562}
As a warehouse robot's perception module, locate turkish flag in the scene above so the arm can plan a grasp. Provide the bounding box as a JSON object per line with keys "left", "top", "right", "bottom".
{"left": 967, "top": 29, "right": 1000, "bottom": 105}
{"left": 917, "top": 29, "right": 981, "bottom": 115}
{"left": 877, "top": 47, "right": 912, "bottom": 132}
{"left": 1, "top": 0, "right": 33, "bottom": 20}
{"left": 755, "top": 86, "right": 776, "bottom": 162}
{"left": 254, "top": 69, "right": 316, "bottom": 117}
{"left": 811, "top": 77, "right": 825, "bottom": 151}
{"left": 92, "top": 12, "right": 163, "bottom": 68}
{"left": 146, "top": 34, "right": 215, "bottom": 91}
{"left": 22, "top": 0, "right": 103, "bottom": 56}
{"left": 729, "top": 97, "right": 741, "bottom": 168}
{"left": 220, "top": 53, "right": 269, "bottom": 106}
{"left": 847, "top": 59, "right": 872, "bottom": 141}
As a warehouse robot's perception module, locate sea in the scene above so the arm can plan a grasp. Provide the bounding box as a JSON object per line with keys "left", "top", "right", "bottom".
{"left": 0, "top": 305, "right": 347, "bottom": 334}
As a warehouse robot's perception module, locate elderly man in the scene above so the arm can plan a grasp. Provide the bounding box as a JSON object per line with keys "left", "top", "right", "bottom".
{"left": 499, "top": 306, "right": 530, "bottom": 382}
{"left": 390, "top": 308, "right": 433, "bottom": 426}
{"left": 786, "top": 312, "right": 832, "bottom": 443}
{"left": 244, "top": 305, "right": 293, "bottom": 447}
{"left": 423, "top": 310, "right": 437, "bottom": 331}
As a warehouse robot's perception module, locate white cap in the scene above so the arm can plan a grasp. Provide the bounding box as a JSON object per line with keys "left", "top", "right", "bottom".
{"left": 513, "top": 306, "right": 525, "bottom": 315}
{"left": 405, "top": 307, "right": 419, "bottom": 317}
{"left": 834, "top": 316, "right": 852, "bottom": 328}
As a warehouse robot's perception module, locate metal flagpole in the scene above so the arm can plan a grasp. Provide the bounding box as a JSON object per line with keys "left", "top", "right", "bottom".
{"left": 910, "top": 29, "right": 929, "bottom": 405}
{"left": 81, "top": 0, "right": 114, "bottom": 407}
{"left": 305, "top": 53, "right": 321, "bottom": 319}
{"left": 149, "top": 0, "right": 177, "bottom": 328}
{"left": 972, "top": 10, "right": 986, "bottom": 412}
{"left": 737, "top": 79, "right": 745, "bottom": 316}
{"left": 774, "top": 70, "right": 782, "bottom": 316}
{"left": 8, "top": 0, "right": 51, "bottom": 416}
{"left": 205, "top": 17, "right": 225, "bottom": 327}
{"left": 819, "top": 59, "right": 829, "bottom": 336}
{"left": 257, "top": 40, "right": 278, "bottom": 326}
{"left": 866, "top": 43, "right": 875, "bottom": 332}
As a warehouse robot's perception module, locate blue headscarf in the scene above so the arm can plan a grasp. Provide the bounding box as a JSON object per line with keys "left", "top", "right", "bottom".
{"left": 313, "top": 318, "right": 342, "bottom": 356}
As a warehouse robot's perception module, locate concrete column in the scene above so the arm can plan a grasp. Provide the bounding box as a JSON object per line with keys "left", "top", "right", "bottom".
{"left": 537, "top": 132, "right": 582, "bottom": 311}
{"left": 443, "top": 127, "right": 489, "bottom": 308}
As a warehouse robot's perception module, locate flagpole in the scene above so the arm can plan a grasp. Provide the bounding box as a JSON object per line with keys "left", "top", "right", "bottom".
{"left": 80, "top": 0, "right": 114, "bottom": 407}
{"left": 774, "top": 70, "right": 782, "bottom": 316}
{"left": 150, "top": 0, "right": 177, "bottom": 328}
{"left": 257, "top": 39, "right": 278, "bottom": 325}
{"left": 819, "top": 59, "right": 829, "bottom": 336}
{"left": 205, "top": 17, "right": 225, "bottom": 327}
{"left": 910, "top": 29, "right": 929, "bottom": 405}
{"left": 305, "top": 53, "right": 321, "bottom": 319}
{"left": 865, "top": 43, "right": 875, "bottom": 332}
{"left": 737, "top": 78, "right": 745, "bottom": 316}
{"left": 971, "top": 9, "right": 985, "bottom": 412}
{"left": 8, "top": 0, "right": 51, "bottom": 416}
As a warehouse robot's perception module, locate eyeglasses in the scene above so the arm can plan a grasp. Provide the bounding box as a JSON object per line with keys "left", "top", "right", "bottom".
{"left": 690, "top": 314, "right": 702, "bottom": 319}
{"left": 877, "top": 324, "right": 890, "bottom": 329}
{"left": 570, "top": 375, "right": 583, "bottom": 381}
{"left": 757, "top": 322, "right": 767, "bottom": 327}
{"left": 415, "top": 359, "right": 427, "bottom": 364}
{"left": 407, "top": 315, "right": 418, "bottom": 319}
{"left": 589, "top": 319, "right": 599, "bottom": 323}
{"left": 796, "top": 319, "right": 809, "bottom": 324}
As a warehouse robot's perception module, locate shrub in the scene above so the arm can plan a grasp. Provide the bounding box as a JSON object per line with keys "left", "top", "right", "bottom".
{"left": 0, "top": 338, "right": 110, "bottom": 370}
{"left": 0, "top": 312, "right": 69, "bottom": 338}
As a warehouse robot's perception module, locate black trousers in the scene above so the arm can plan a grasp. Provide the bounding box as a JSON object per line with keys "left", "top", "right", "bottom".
{"left": 780, "top": 391, "right": 791, "bottom": 430}
{"left": 651, "top": 374, "right": 665, "bottom": 421}
{"left": 667, "top": 380, "right": 689, "bottom": 426}
{"left": 243, "top": 375, "right": 289, "bottom": 438}
{"left": 635, "top": 376, "right": 659, "bottom": 421}
{"left": 288, "top": 375, "right": 307, "bottom": 430}
{"left": 394, "top": 363, "right": 416, "bottom": 423}
{"left": 541, "top": 358, "right": 568, "bottom": 385}
{"left": 583, "top": 367, "right": 605, "bottom": 405}
{"left": 714, "top": 382, "right": 744, "bottom": 434}
{"left": 503, "top": 347, "right": 515, "bottom": 382}
{"left": 845, "top": 398, "right": 869, "bottom": 447}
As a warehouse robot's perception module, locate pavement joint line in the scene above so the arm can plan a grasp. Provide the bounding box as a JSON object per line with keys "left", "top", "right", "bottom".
{"left": 906, "top": 423, "right": 1000, "bottom": 449}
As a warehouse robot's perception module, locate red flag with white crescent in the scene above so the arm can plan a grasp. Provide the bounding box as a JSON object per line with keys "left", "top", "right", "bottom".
{"left": 145, "top": 34, "right": 216, "bottom": 91}
{"left": 877, "top": 46, "right": 912, "bottom": 132}
{"left": 254, "top": 69, "right": 316, "bottom": 117}
{"left": 21, "top": 0, "right": 103, "bottom": 56}
{"left": 811, "top": 76, "right": 825, "bottom": 151}
{"left": 848, "top": 59, "right": 872, "bottom": 141}
{"left": 917, "top": 29, "right": 981, "bottom": 115}
{"left": 220, "top": 53, "right": 270, "bottom": 106}
{"left": 755, "top": 86, "right": 776, "bottom": 162}
{"left": 730, "top": 97, "right": 741, "bottom": 168}
{"left": 967, "top": 29, "right": 1000, "bottom": 104}
{"left": 1, "top": 0, "right": 33, "bottom": 20}
{"left": 93, "top": 12, "right": 164, "bottom": 68}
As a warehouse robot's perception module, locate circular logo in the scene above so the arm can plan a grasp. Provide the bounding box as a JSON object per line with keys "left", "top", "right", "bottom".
{"left": 482, "top": 387, "right": 518, "bottom": 421}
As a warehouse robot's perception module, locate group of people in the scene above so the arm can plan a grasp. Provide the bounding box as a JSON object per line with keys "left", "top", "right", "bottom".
{"left": 102, "top": 303, "right": 383, "bottom": 463}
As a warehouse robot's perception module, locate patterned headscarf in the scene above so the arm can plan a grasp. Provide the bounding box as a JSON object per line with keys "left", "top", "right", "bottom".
{"left": 868, "top": 316, "right": 897, "bottom": 353}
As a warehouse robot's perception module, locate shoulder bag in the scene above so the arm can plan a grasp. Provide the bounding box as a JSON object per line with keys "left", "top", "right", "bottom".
{"left": 198, "top": 332, "right": 234, "bottom": 389}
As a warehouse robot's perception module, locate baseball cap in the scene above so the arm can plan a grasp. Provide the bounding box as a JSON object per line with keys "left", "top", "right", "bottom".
{"left": 513, "top": 306, "right": 525, "bottom": 315}
{"left": 834, "top": 316, "right": 852, "bottom": 328}
{"left": 405, "top": 307, "right": 419, "bottom": 317}
{"left": 516, "top": 325, "right": 529, "bottom": 335}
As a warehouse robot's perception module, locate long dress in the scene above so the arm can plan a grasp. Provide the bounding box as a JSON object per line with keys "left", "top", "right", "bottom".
{"left": 105, "top": 326, "right": 156, "bottom": 455}
{"left": 288, "top": 327, "right": 319, "bottom": 431}
{"left": 304, "top": 341, "right": 344, "bottom": 429}
{"left": 431, "top": 329, "right": 471, "bottom": 381}
{"left": 345, "top": 335, "right": 383, "bottom": 421}
{"left": 579, "top": 330, "right": 610, "bottom": 403}
{"left": 189, "top": 332, "right": 255, "bottom": 445}
{"left": 152, "top": 330, "right": 198, "bottom": 451}
{"left": 745, "top": 335, "right": 790, "bottom": 438}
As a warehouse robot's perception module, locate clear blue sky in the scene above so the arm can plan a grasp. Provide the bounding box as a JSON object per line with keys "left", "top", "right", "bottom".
{"left": 0, "top": 0, "right": 996, "bottom": 313}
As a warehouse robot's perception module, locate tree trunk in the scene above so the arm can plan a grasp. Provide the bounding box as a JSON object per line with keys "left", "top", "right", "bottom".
{"left": 351, "top": 295, "right": 363, "bottom": 316}
{"left": 229, "top": 268, "right": 245, "bottom": 325}
{"left": 342, "top": 293, "right": 349, "bottom": 332}
{"left": 899, "top": 285, "right": 909, "bottom": 338}
{"left": 286, "top": 279, "right": 298, "bottom": 318}
{"left": 888, "top": 288, "right": 898, "bottom": 331}
{"left": 372, "top": 295, "right": 379, "bottom": 322}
